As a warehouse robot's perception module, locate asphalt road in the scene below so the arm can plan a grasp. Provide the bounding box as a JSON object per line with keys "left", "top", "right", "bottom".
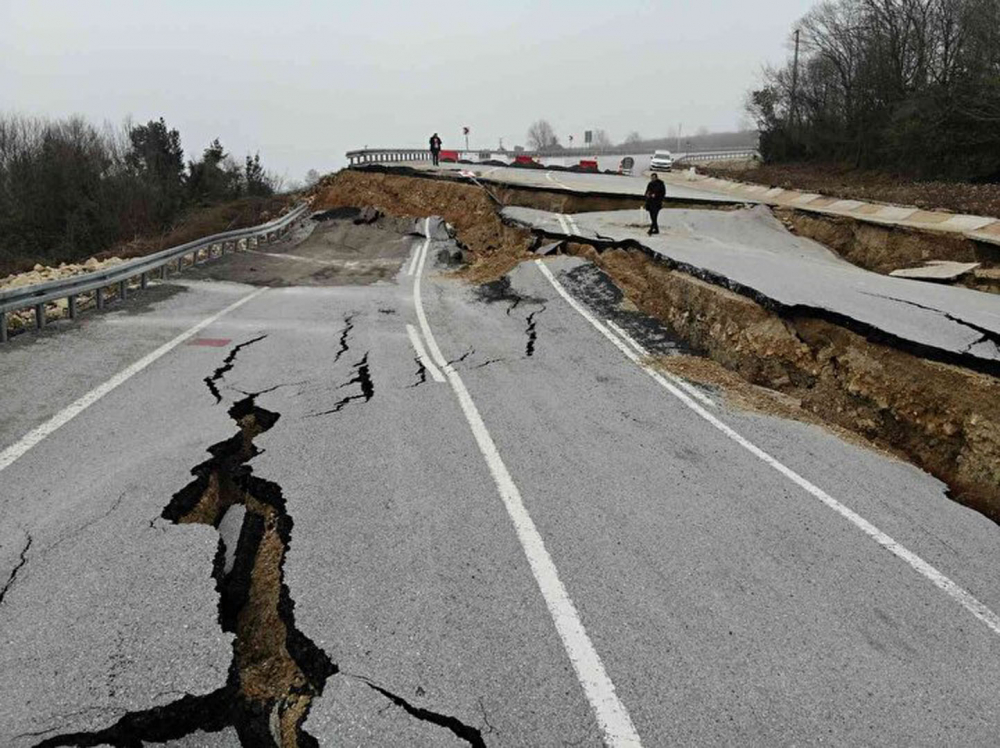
{"left": 405, "top": 162, "right": 744, "bottom": 206}
{"left": 2, "top": 216, "right": 1000, "bottom": 746}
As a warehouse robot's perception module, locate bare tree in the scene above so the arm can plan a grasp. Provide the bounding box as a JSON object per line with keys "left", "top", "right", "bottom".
{"left": 623, "top": 131, "right": 643, "bottom": 145}
{"left": 305, "top": 168, "right": 321, "bottom": 186}
{"left": 748, "top": 0, "right": 1000, "bottom": 178}
{"left": 526, "top": 120, "right": 559, "bottom": 150}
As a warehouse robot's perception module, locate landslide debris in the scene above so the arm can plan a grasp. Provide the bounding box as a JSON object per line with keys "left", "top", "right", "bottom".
{"left": 563, "top": 243, "right": 1000, "bottom": 522}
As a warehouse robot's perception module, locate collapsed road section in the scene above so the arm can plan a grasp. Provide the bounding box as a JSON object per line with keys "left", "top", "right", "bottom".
{"left": 502, "top": 206, "right": 1000, "bottom": 374}
{"left": 307, "top": 169, "right": 1000, "bottom": 522}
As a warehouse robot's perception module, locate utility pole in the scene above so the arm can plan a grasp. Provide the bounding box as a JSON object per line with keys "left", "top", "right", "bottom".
{"left": 676, "top": 124, "right": 681, "bottom": 153}
{"left": 791, "top": 28, "right": 800, "bottom": 130}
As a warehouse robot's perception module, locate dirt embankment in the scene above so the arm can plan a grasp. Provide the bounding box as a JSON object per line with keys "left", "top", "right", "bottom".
{"left": 701, "top": 160, "right": 1000, "bottom": 219}
{"left": 310, "top": 171, "right": 533, "bottom": 282}
{"left": 568, "top": 243, "right": 1000, "bottom": 522}
{"left": 774, "top": 209, "right": 1000, "bottom": 293}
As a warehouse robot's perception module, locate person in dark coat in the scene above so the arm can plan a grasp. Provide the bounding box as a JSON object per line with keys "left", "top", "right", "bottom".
{"left": 429, "top": 133, "right": 442, "bottom": 166}
{"left": 644, "top": 173, "right": 666, "bottom": 235}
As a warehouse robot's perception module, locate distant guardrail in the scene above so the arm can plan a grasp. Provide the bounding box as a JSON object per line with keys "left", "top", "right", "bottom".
{"left": 674, "top": 149, "right": 759, "bottom": 164}
{"left": 346, "top": 147, "right": 760, "bottom": 167}
{"left": 346, "top": 148, "right": 435, "bottom": 166}
{"left": 0, "top": 202, "right": 309, "bottom": 342}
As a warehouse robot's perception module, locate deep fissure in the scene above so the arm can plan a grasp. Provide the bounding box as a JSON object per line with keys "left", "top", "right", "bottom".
{"left": 37, "top": 394, "right": 337, "bottom": 747}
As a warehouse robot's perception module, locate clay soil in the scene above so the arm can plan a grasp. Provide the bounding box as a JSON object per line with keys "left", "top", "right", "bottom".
{"left": 309, "top": 171, "right": 533, "bottom": 283}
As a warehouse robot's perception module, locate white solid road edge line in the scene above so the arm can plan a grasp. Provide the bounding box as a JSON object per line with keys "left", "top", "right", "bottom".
{"left": 605, "top": 319, "right": 716, "bottom": 408}
{"left": 0, "top": 287, "right": 269, "bottom": 473}
{"left": 605, "top": 319, "right": 648, "bottom": 355}
{"left": 414, "top": 220, "right": 642, "bottom": 746}
{"left": 536, "top": 259, "right": 1000, "bottom": 639}
{"left": 406, "top": 324, "right": 445, "bottom": 383}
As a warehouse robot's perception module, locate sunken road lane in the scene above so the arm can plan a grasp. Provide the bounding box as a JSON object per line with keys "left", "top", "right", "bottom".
{"left": 1, "top": 215, "right": 1000, "bottom": 746}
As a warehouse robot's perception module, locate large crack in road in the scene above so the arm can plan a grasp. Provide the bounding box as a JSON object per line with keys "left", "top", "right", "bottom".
{"left": 37, "top": 392, "right": 336, "bottom": 747}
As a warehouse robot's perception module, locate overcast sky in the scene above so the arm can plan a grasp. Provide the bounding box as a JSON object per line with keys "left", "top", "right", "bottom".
{"left": 1, "top": 0, "right": 814, "bottom": 184}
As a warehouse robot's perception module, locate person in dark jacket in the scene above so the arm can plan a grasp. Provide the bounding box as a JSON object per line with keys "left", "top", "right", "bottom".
{"left": 644, "top": 173, "right": 666, "bottom": 235}
{"left": 429, "top": 133, "right": 442, "bottom": 166}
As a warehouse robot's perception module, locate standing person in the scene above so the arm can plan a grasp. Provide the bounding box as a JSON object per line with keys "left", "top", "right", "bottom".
{"left": 644, "top": 172, "right": 666, "bottom": 235}
{"left": 429, "top": 132, "right": 442, "bottom": 166}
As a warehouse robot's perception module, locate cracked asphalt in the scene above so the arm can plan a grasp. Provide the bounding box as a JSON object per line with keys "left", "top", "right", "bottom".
{"left": 2, "top": 217, "right": 1000, "bottom": 746}
{"left": 504, "top": 205, "right": 1000, "bottom": 372}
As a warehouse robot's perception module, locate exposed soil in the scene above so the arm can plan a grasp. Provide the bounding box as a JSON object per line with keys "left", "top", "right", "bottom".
{"left": 650, "top": 353, "right": 905, "bottom": 460}
{"left": 565, "top": 243, "right": 1000, "bottom": 522}
{"left": 701, "top": 161, "right": 1000, "bottom": 219}
{"left": 309, "top": 171, "right": 533, "bottom": 283}
{"left": 775, "top": 209, "right": 1000, "bottom": 292}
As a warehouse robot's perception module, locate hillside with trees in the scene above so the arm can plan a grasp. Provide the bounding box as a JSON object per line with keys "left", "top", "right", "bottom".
{"left": 748, "top": 0, "right": 1000, "bottom": 180}
{"left": 0, "top": 115, "right": 284, "bottom": 275}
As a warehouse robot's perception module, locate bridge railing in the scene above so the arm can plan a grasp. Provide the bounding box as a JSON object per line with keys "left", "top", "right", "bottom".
{"left": 0, "top": 202, "right": 310, "bottom": 343}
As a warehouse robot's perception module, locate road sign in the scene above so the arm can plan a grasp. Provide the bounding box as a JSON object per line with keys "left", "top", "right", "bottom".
{"left": 584, "top": 130, "right": 592, "bottom": 144}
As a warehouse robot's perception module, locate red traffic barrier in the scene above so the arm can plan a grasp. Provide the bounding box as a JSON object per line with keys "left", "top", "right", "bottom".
{"left": 440, "top": 150, "right": 459, "bottom": 162}
{"left": 514, "top": 155, "right": 536, "bottom": 164}
{"left": 578, "top": 159, "right": 599, "bottom": 171}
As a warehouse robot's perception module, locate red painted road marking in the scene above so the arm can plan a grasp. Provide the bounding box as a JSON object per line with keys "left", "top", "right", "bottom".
{"left": 187, "top": 338, "right": 232, "bottom": 347}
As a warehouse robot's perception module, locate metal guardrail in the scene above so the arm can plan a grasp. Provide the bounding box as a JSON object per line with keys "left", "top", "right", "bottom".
{"left": 0, "top": 202, "right": 309, "bottom": 342}
{"left": 346, "top": 147, "right": 760, "bottom": 167}
{"left": 346, "top": 148, "right": 435, "bottom": 166}
{"left": 674, "top": 149, "right": 759, "bottom": 164}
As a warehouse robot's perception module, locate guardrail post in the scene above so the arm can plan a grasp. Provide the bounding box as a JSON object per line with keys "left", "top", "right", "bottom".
{"left": 96, "top": 287, "right": 105, "bottom": 309}
{"left": 140, "top": 272, "right": 148, "bottom": 289}
{"left": 0, "top": 312, "right": 6, "bottom": 343}
{"left": 68, "top": 294, "right": 77, "bottom": 320}
{"left": 119, "top": 280, "right": 127, "bottom": 301}
{"left": 35, "top": 303, "right": 45, "bottom": 330}
{"left": 161, "top": 264, "right": 168, "bottom": 280}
